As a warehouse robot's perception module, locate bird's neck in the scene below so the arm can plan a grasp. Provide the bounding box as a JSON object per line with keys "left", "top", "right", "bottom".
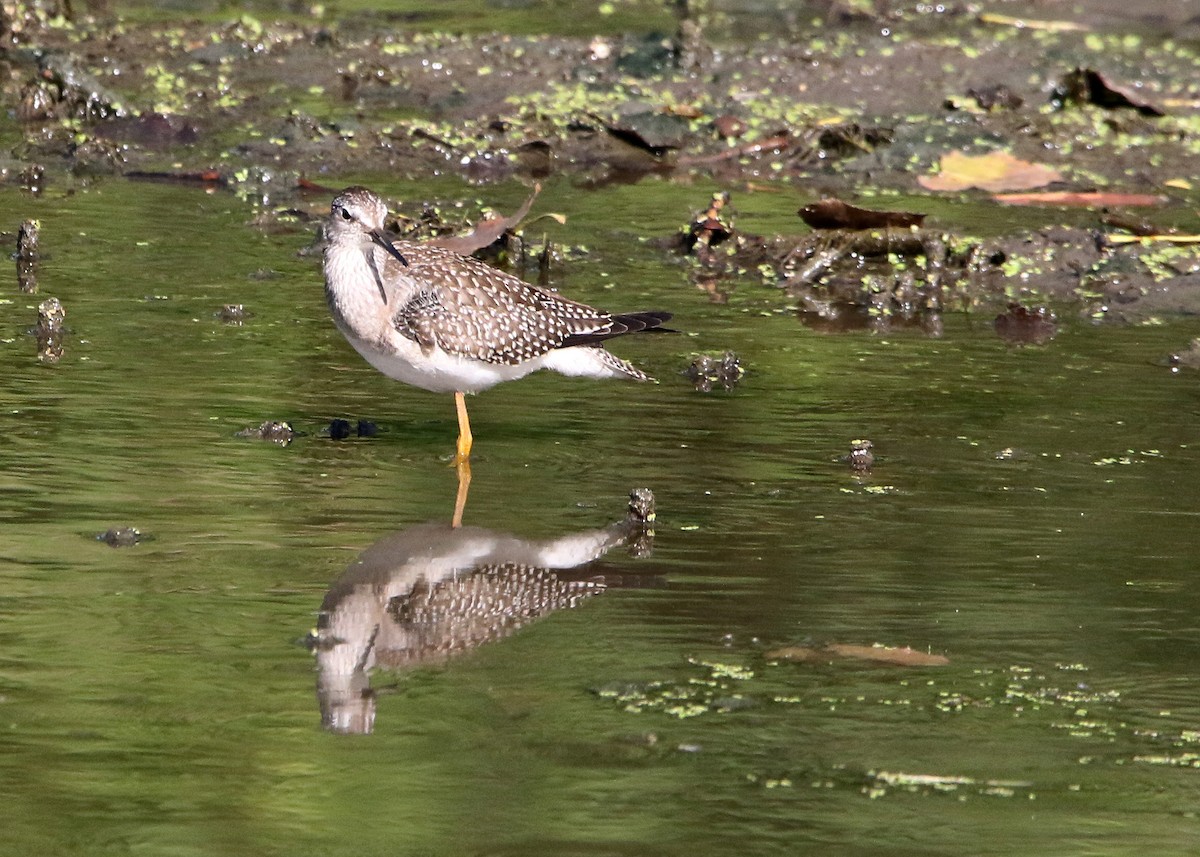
{"left": 323, "top": 239, "right": 392, "bottom": 338}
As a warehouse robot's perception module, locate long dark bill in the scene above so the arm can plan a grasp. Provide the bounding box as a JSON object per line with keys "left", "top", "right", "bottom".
{"left": 370, "top": 230, "right": 409, "bottom": 267}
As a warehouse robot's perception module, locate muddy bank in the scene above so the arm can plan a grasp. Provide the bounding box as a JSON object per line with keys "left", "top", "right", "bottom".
{"left": 3, "top": 0, "right": 1200, "bottom": 324}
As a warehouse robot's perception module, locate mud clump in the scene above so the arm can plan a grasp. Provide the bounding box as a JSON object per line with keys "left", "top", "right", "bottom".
{"left": 1167, "top": 339, "right": 1200, "bottom": 371}
{"left": 684, "top": 351, "right": 743, "bottom": 392}
{"left": 994, "top": 304, "right": 1057, "bottom": 345}
{"left": 15, "top": 219, "right": 39, "bottom": 293}
{"left": 35, "top": 296, "right": 64, "bottom": 362}
{"left": 97, "top": 526, "right": 142, "bottom": 547}
{"left": 0, "top": 3, "right": 1197, "bottom": 326}
{"left": 216, "top": 304, "right": 251, "bottom": 324}
{"left": 236, "top": 420, "right": 296, "bottom": 445}
{"left": 845, "top": 440, "right": 875, "bottom": 474}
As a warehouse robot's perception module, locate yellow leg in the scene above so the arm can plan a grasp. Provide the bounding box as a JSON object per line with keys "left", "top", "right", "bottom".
{"left": 451, "top": 458, "right": 471, "bottom": 529}
{"left": 454, "top": 390, "right": 473, "bottom": 462}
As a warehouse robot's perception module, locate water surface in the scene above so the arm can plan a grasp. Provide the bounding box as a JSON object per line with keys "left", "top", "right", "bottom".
{"left": 2, "top": 177, "right": 1199, "bottom": 855}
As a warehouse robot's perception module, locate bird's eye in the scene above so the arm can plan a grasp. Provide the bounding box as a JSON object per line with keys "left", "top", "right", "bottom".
{"left": 340, "top": 208, "right": 352, "bottom": 221}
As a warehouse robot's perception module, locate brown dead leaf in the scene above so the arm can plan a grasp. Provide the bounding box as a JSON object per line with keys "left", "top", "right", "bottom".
{"left": 978, "top": 12, "right": 1089, "bottom": 32}
{"left": 712, "top": 114, "right": 747, "bottom": 139}
{"left": 676, "top": 131, "right": 789, "bottom": 167}
{"left": 993, "top": 190, "right": 1166, "bottom": 207}
{"left": 764, "top": 643, "right": 949, "bottom": 667}
{"left": 663, "top": 103, "right": 705, "bottom": 120}
{"left": 919, "top": 150, "right": 1063, "bottom": 193}
{"left": 297, "top": 176, "right": 337, "bottom": 194}
{"left": 426, "top": 184, "right": 544, "bottom": 254}
{"left": 763, "top": 646, "right": 821, "bottom": 662}
{"left": 1107, "top": 234, "right": 1200, "bottom": 245}
{"left": 1099, "top": 212, "right": 1158, "bottom": 235}
{"left": 799, "top": 198, "right": 926, "bottom": 231}
{"left": 824, "top": 644, "right": 950, "bottom": 666}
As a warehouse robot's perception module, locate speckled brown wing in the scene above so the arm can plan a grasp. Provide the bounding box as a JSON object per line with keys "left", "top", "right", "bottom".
{"left": 388, "top": 243, "right": 619, "bottom": 365}
{"left": 382, "top": 563, "right": 605, "bottom": 663}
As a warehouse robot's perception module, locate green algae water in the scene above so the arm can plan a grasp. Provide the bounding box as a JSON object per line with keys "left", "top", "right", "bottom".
{"left": 2, "top": 175, "right": 1200, "bottom": 856}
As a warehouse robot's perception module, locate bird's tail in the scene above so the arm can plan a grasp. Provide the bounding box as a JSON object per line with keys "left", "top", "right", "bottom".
{"left": 542, "top": 345, "right": 655, "bottom": 382}
{"left": 592, "top": 347, "right": 655, "bottom": 382}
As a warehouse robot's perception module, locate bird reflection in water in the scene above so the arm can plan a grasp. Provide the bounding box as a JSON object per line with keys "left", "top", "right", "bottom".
{"left": 311, "top": 488, "right": 658, "bottom": 734}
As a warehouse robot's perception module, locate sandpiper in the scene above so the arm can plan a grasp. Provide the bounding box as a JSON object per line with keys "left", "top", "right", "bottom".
{"left": 322, "top": 186, "right": 672, "bottom": 461}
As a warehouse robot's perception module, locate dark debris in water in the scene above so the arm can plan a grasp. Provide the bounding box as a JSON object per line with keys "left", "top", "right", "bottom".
{"left": 236, "top": 420, "right": 296, "bottom": 445}
{"left": 668, "top": 190, "right": 963, "bottom": 330}
{"left": 327, "top": 419, "right": 378, "bottom": 440}
{"left": 798, "top": 198, "right": 925, "bottom": 231}
{"left": 1167, "top": 338, "right": 1200, "bottom": 371}
{"left": 678, "top": 191, "right": 735, "bottom": 256}
{"left": 765, "top": 643, "right": 949, "bottom": 667}
{"left": 96, "top": 526, "right": 142, "bottom": 547}
{"left": 1051, "top": 67, "right": 1165, "bottom": 117}
{"left": 993, "top": 304, "right": 1057, "bottom": 345}
{"left": 35, "top": 296, "right": 65, "bottom": 363}
{"left": 844, "top": 439, "right": 875, "bottom": 474}
{"left": 620, "top": 488, "right": 656, "bottom": 558}
{"left": 626, "top": 487, "right": 656, "bottom": 525}
{"left": 15, "top": 218, "right": 39, "bottom": 294}
{"left": 17, "top": 163, "right": 45, "bottom": 195}
{"left": 963, "top": 83, "right": 1024, "bottom": 112}
{"left": 216, "top": 304, "right": 252, "bottom": 324}
{"left": 684, "top": 351, "right": 743, "bottom": 392}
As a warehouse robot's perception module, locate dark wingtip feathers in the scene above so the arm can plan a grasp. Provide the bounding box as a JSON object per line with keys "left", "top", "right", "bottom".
{"left": 561, "top": 311, "right": 674, "bottom": 348}
{"left": 612, "top": 311, "right": 674, "bottom": 335}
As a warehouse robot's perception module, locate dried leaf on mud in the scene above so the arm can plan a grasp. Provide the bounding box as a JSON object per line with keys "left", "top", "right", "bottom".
{"left": 426, "top": 183, "right": 546, "bottom": 254}
{"left": 677, "top": 131, "right": 789, "bottom": 166}
{"left": 824, "top": 643, "right": 950, "bottom": 666}
{"left": 919, "top": 150, "right": 1063, "bottom": 193}
{"left": 1107, "top": 234, "right": 1200, "bottom": 245}
{"left": 765, "top": 643, "right": 949, "bottom": 667}
{"left": 977, "top": 12, "right": 1090, "bottom": 32}
{"left": 799, "top": 198, "right": 926, "bottom": 231}
{"left": 993, "top": 190, "right": 1167, "bottom": 207}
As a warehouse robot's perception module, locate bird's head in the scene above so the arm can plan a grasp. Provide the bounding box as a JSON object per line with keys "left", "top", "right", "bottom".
{"left": 328, "top": 186, "right": 408, "bottom": 266}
